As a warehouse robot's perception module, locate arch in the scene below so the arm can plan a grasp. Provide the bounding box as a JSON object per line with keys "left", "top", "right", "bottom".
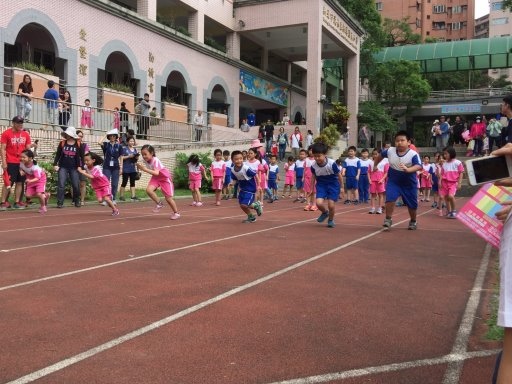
{"left": 157, "top": 61, "right": 194, "bottom": 107}
{"left": 4, "top": 9, "right": 68, "bottom": 57}
{"left": 292, "top": 106, "right": 304, "bottom": 124}
{"left": 104, "top": 51, "right": 134, "bottom": 85}
{"left": 203, "top": 75, "right": 233, "bottom": 111}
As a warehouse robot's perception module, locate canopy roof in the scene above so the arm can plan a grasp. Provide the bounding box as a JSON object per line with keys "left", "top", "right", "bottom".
{"left": 373, "top": 36, "right": 512, "bottom": 73}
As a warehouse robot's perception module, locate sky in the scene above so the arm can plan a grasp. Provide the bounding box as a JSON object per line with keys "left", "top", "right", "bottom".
{"left": 475, "top": 1, "right": 490, "bottom": 18}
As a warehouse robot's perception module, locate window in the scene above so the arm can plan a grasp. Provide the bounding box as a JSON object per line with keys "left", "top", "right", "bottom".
{"left": 427, "top": 14, "right": 430, "bottom": 19}
{"left": 432, "top": 21, "right": 446, "bottom": 30}
{"left": 416, "top": 18, "right": 421, "bottom": 27}
{"left": 433, "top": 5, "right": 446, "bottom": 13}
{"left": 492, "top": 17, "right": 509, "bottom": 25}
{"left": 452, "top": 5, "right": 462, "bottom": 13}
{"left": 492, "top": 2, "right": 504, "bottom": 11}
{"left": 451, "top": 22, "right": 462, "bottom": 30}
{"left": 375, "top": 2, "right": 383, "bottom": 11}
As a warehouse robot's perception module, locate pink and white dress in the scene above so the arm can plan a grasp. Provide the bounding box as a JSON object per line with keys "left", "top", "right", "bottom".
{"left": 245, "top": 159, "right": 261, "bottom": 187}
{"left": 440, "top": 159, "right": 464, "bottom": 197}
{"left": 20, "top": 162, "right": 47, "bottom": 195}
{"left": 303, "top": 157, "right": 316, "bottom": 194}
{"left": 420, "top": 163, "right": 434, "bottom": 188}
{"left": 210, "top": 160, "right": 226, "bottom": 190}
{"left": 188, "top": 162, "right": 205, "bottom": 191}
{"left": 85, "top": 165, "right": 111, "bottom": 200}
{"left": 113, "top": 111, "right": 120, "bottom": 130}
{"left": 369, "top": 158, "right": 388, "bottom": 194}
{"left": 259, "top": 158, "right": 269, "bottom": 190}
{"left": 80, "top": 106, "right": 94, "bottom": 128}
{"left": 146, "top": 156, "right": 174, "bottom": 197}
{"left": 284, "top": 162, "right": 295, "bottom": 186}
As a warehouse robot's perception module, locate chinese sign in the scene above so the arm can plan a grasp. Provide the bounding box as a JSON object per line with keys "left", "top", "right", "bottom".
{"left": 78, "top": 28, "right": 87, "bottom": 76}
{"left": 239, "top": 70, "right": 288, "bottom": 107}
{"left": 322, "top": 5, "right": 359, "bottom": 50}
{"left": 441, "top": 104, "right": 482, "bottom": 114}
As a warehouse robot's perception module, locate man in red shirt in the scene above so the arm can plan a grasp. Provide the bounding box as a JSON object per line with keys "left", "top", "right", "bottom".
{"left": 1, "top": 116, "right": 32, "bottom": 209}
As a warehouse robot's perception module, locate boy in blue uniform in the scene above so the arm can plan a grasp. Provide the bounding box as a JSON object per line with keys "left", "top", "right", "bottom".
{"left": 267, "top": 154, "right": 279, "bottom": 203}
{"left": 310, "top": 142, "right": 343, "bottom": 228}
{"left": 343, "top": 146, "right": 361, "bottom": 204}
{"left": 230, "top": 150, "right": 262, "bottom": 222}
{"left": 374, "top": 130, "right": 422, "bottom": 230}
{"left": 358, "top": 148, "right": 372, "bottom": 203}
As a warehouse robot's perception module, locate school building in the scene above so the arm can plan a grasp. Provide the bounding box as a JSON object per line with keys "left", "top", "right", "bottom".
{"left": 0, "top": 0, "right": 364, "bottom": 145}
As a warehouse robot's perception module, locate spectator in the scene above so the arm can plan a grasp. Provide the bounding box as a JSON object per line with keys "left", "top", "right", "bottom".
{"left": 16, "top": 74, "right": 33, "bottom": 121}
{"left": 138, "top": 93, "right": 151, "bottom": 140}
{"left": 240, "top": 119, "right": 250, "bottom": 132}
{"left": 277, "top": 127, "right": 288, "bottom": 161}
{"left": 290, "top": 126, "right": 303, "bottom": 159}
{"left": 282, "top": 112, "right": 290, "bottom": 125}
{"left": 120, "top": 101, "right": 130, "bottom": 132}
{"left": 470, "top": 116, "right": 486, "bottom": 157}
{"left": 43, "top": 80, "right": 59, "bottom": 128}
{"left": 435, "top": 115, "right": 450, "bottom": 152}
{"left": 487, "top": 117, "right": 503, "bottom": 153}
{"left": 58, "top": 91, "right": 72, "bottom": 130}
{"left": 193, "top": 110, "right": 205, "bottom": 141}
{"left": 264, "top": 119, "right": 275, "bottom": 154}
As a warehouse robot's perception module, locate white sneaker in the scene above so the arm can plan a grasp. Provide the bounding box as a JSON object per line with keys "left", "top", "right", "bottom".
{"left": 196, "top": 202, "right": 203, "bottom": 207}
{"left": 152, "top": 201, "right": 164, "bottom": 213}
{"left": 376, "top": 208, "right": 383, "bottom": 214}
{"left": 101, "top": 201, "right": 107, "bottom": 206}
{"left": 170, "top": 212, "right": 181, "bottom": 220}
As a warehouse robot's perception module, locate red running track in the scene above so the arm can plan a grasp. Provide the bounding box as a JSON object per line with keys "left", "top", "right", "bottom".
{"left": 0, "top": 196, "right": 501, "bottom": 384}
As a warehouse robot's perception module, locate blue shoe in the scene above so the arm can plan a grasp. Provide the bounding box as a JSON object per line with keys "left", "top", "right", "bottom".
{"left": 327, "top": 220, "right": 335, "bottom": 228}
{"left": 317, "top": 211, "right": 329, "bottom": 223}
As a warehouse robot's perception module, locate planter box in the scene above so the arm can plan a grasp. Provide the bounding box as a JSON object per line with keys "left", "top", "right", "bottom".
{"left": 163, "top": 102, "right": 188, "bottom": 123}
{"left": 210, "top": 112, "right": 227, "bottom": 127}
{"left": 13, "top": 68, "right": 59, "bottom": 96}
{"left": 101, "top": 88, "right": 134, "bottom": 112}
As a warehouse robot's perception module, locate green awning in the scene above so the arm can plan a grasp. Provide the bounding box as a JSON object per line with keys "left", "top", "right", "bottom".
{"left": 370, "top": 36, "right": 512, "bottom": 74}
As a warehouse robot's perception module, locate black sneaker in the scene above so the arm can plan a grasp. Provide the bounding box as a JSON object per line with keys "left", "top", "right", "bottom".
{"left": 131, "top": 196, "right": 141, "bottom": 201}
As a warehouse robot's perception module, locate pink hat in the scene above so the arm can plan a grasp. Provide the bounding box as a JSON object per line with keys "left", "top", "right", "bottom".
{"left": 251, "top": 139, "right": 263, "bottom": 148}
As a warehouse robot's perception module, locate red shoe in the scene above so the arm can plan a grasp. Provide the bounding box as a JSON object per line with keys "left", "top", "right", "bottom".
{"left": 0, "top": 201, "right": 11, "bottom": 210}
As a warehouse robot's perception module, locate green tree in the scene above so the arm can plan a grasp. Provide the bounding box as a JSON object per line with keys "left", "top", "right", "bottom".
{"left": 382, "top": 18, "right": 421, "bottom": 47}
{"left": 502, "top": 0, "right": 512, "bottom": 10}
{"left": 358, "top": 101, "right": 396, "bottom": 135}
{"left": 425, "top": 70, "right": 493, "bottom": 91}
{"left": 369, "top": 60, "right": 431, "bottom": 117}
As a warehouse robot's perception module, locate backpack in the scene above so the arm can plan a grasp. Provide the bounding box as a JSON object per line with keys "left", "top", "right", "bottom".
{"left": 134, "top": 103, "right": 142, "bottom": 114}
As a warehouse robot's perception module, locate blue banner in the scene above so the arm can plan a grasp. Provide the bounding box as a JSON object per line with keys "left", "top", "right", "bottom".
{"left": 441, "top": 104, "right": 482, "bottom": 114}
{"left": 239, "top": 70, "right": 288, "bottom": 107}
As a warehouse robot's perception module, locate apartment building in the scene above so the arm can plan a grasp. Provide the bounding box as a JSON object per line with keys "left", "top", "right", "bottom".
{"left": 487, "top": 1, "right": 512, "bottom": 80}
{"left": 375, "top": 0, "right": 475, "bottom": 42}
{"left": 0, "top": 0, "right": 364, "bottom": 139}
{"left": 475, "top": 13, "right": 490, "bottom": 38}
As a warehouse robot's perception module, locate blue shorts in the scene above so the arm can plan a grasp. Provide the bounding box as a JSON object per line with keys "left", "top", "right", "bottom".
{"left": 385, "top": 181, "right": 418, "bottom": 209}
{"left": 268, "top": 179, "right": 278, "bottom": 190}
{"left": 296, "top": 177, "right": 304, "bottom": 189}
{"left": 346, "top": 176, "right": 358, "bottom": 190}
{"left": 316, "top": 182, "right": 340, "bottom": 202}
{"left": 238, "top": 189, "right": 256, "bottom": 206}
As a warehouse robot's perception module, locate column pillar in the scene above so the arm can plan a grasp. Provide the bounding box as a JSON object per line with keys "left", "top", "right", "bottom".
{"left": 189, "top": 11, "right": 205, "bottom": 43}
{"left": 137, "top": 0, "right": 156, "bottom": 21}
{"left": 287, "top": 62, "right": 292, "bottom": 83}
{"left": 306, "top": 16, "right": 323, "bottom": 134}
{"left": 226, "top": 32, "right": 240, "bottom": 59}
{"left": 344, "top": 54, "right": 359, "bottom": 147}
{"left": 261, "top": 46, "right": 269, "bottom": 72}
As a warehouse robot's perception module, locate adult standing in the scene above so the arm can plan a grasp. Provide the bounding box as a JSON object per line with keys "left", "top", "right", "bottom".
{"left": 487, "top": 117, "right": 503, "bottom": 152}
{"left": 99, "top": 129, "right": 123, "bottom": 203}
{"left": 435, "top": 115, "right": 450, "bottom": 152}
{"left": 277, "top": 127, "right": 288, "bottom": 161}
{"left": 469, "top": 116, "right": 486, "bottom": 157}
{"left": 0, "top": 116, "right": 32, "bottom": 209}
{"left": 282, "top": 112, "right": 290, "bottom": 125}
{"left": 451, "top": 116, "right": 465, "bottom": 145}
{"left": 240, "top": 118, "right": 250, "bottom": 132}
{"left": 431, "top": 120, "right": 440, "bottom": 147}
{"left": 358, "top": 125, "right": 369, "bottom": 147}
{"left": 16, "top": 74, "right": 33, "bottom": 121}
{"left": 502, "top": 95, "right": 512, "bottom": 144}
{"left": 58, "top": 90, "right": 72, "bottom": 130}
{"left": 193, "top": 110, "right": 205, "bottom": 141}
{"left": 43, "top": 80, "right": 60, "bottom": 128}
{"left": 264, "top": 119, "right": 275, "bottom": 154}
{"left": 247, "top": 111, "right": 256, "bottom": 127}
{"left": 490, "top": 142, "right": 512, "bottom": 383}
{"left": 138, "top": 93, "right": 151, "bottom": 140}
{"left": 290, "top": 126, "right": 303, "bottom": 159}
{"left": 53, "top": 126, "right": 84, "bottom": 208}
{"left": 120, "top": 101, "right": 130, "bottom": 132}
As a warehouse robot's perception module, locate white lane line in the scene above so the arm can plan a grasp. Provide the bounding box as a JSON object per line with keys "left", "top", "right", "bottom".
{"left": 0, "top": 207, "right": 370, "bottom": 292}
{"left": 5, "top": 214, "right": 411, "bottom": 384}
{"left": 265, "top": 349, "right": 500, "bottom": 384}
{"left": 441, "top": 243, "right": 492, "bottom": 384}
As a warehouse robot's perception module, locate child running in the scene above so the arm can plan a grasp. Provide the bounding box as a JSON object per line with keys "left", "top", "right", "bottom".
{"left": 282, "top": 156, "right": 295, "bottom": 198}
{"left": 187, "top": 154, "right": 208, "bottom": 207}
{"left": 136, "top": 144, "right": 180, "bottom": 220}
{"left": 368, "top": 148, "right": 388, "bottom": 214}
{"left": 78, "top": 152, "right": 119, "bottom": 216}
{"left": 230, "top": 150, "right": 262, "bottom": 223}
{"left": 310, "top": 142, "right": 343, "bottom": 228}
{"left": 375, "top": 130, "right": 422, "bottom": 230}
{"left": 210, "top": 149, "right": 226, "bottom": 206}
{"left": 303, "top": 147, "right": 317, "bottom": 211}
{"left": 222, "top": 150, "right": 232, "bottom": 200}
{"left": 19, "top": 149, "right": 49, "bottom": 214}
{"left": 420, "top": 155, "right": 435, "bottom": 202}
{"left": 439, "top": 147, "right": 464, "bottom": 218}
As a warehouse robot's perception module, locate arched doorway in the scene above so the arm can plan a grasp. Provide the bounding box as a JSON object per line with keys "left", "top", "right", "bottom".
{"left": 98, "top": 51, "right": 136, "bottom": 94}
{"left": 207, "top": 84, "right": 229, "bottom": 127}
{"left": 161, "top": 71, "right": 188, "bottom": 106}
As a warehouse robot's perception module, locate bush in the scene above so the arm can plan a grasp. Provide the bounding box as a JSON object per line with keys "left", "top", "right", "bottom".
{"left": 174, "top": 152, "right": 213, "bottom": 193}
{"left": 13, "top": 61, "right": 54, "bottom": 76}
{"left": 314, "top": 124, "right": 340, "bottom": 148}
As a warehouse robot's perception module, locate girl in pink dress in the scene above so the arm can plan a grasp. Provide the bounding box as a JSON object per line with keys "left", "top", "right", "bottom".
{"left": 137, "top": 144, "right": 180, "bottom": 219}
{"left": 245, "top": 148, "right": 262, "bottom": 203}
{"left": 255, "top": 151, "right": 269, "bottom": 205}
{"left": 303, "top": 149, "right": 318, "bottom": 211}
{"left": 439, "top": 147, "right": 464, "bottom": 218}
{"left": 210, "top": 149, "right": 226, "bottom": 206}
{"left": 19, "top": 149, "right": 49, "bottom": 214}
{"left": 187, "top": 154, "right": 208, "bottom": 207}
{"left": 80, "top": 99, "right": 94, "bottom": 129}
{"left": 78, "top": 152, "right": 119, "bottom": 216}
{"left": 420, "top": 155, "right": 434, "bottom": 202}
{"left": 113, "top": 107, "right": 121, "bottom": 130}
{"left": 282, "top": 156, "right": 296, "bottom": 198}
{"left": 368, "top": 149, "right": 389, "bottom": 214}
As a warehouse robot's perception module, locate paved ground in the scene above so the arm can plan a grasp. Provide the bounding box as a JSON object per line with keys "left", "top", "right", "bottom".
{"left": 0, "top": 195, "right": 501, "bottom": 384}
